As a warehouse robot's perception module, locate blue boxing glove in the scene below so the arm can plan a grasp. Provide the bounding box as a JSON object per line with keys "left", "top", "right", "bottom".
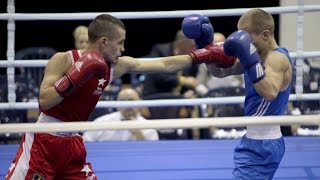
{"left": 182, "top": 14, "right": 214, "bottom": 49}
{"left": 224, "top": 30, "right": 265, "bottom": 83}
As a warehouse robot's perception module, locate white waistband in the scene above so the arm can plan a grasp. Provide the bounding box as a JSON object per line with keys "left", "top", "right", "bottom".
{"left": 246, "top": 125, "right": 282, "bottom": 139}
{"left": 37, "top": 113, "right": 78, "bottom": 137}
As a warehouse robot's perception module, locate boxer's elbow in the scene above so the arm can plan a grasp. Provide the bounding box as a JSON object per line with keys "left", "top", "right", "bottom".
{"left": 254, "top": 78, "right": 281, "bottom": 101}
{"left": 258, "top": 89, "right": 278, "bottom": 102}
{"left": 39, "top": 92, "right": 62, "bottom": 110}
{"left": 263, "top": 92, "right": 278, "bottom": 102}
{"left": 39, "top": 97, "right": 52, "bottom": 110}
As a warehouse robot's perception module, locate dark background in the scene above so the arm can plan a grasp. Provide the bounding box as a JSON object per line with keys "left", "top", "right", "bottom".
{"left": 0, "top": 0, "right": 279, "bottom": 60}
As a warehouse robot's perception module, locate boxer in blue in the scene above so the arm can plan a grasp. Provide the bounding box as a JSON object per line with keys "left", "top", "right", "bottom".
{"left": 183, "top": 8, "right": 292, "bottom": 179}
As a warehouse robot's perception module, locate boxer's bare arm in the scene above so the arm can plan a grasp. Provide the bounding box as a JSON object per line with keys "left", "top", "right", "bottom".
{"left": 112, "top": 55, "right": 193, "bottom": 80}
{"left": 253, "top": 52, "right": 291, "bottom": 101}
{"left": 39, "top": 52, "right": 71, "bottom": 110}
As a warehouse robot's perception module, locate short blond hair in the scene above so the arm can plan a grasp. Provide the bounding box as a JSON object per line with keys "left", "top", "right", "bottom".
{"left": 238, "top": 8, "right": 275, "bottom": 35}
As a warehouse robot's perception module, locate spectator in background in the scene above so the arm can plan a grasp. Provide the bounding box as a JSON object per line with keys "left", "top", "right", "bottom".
{"left": 285, "top": 58, "right": 320, "bottom": 136}
{"left": 142, "top": 73, "right": 193, "bottom": 140}
{"left": 142, "top": 73, "right": 192, "bottom": 120}
{"left": 73, "top": 25, "right": 89, "bottom": 49}
{"left": 82, "top": 88, "right": 159, "bottom": 142}
{"left": 142, "top": 29, "right": 198, "bottom": 97}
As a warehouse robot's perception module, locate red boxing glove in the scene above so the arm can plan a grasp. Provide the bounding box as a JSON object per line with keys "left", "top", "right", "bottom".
{"left": 55, "top": 51, "right": 108, "bottom": 97}
{"left": 190, "top": 43, "right": 236, "bottom": 68}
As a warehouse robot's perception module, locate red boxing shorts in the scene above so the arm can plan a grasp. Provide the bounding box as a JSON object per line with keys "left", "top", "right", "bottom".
{"left": 6, "top": 132, "right": 97, "bottom": 180}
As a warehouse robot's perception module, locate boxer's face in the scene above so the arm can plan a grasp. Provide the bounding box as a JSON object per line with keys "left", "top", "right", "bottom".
{"left": 238, "top": 22, "right": 263, "bottom": 55}
{"left": 119, "top": 107, "right": 140, "bottom": 120}
{"left": 102, "top": 27, "right": 126, "bottom": 64}
{"left": 249, "top": 31, "right": 267, "bottom": 55}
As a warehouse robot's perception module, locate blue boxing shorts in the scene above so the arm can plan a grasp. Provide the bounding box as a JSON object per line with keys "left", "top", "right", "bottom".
{"left": 233, "top": 135, "right": 285, "bottom": 180}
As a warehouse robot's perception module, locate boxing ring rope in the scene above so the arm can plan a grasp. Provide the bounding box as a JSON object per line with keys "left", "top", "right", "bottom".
{"left": 6, "top": 0, "right": 16, "bottom": 104}
{"left": 295, "top": 0, "right": 305, "bottom": 96}
{"left": 1, "top": 93, "right": 320, "bottom": 110}
{"left": 0, "top": 115, "right": 319, "bottom": 134}
{"left": 1, "top": 51, "right": 320, "bottom": 68}
{"left": 1, "top": 5, "right": 320, "bottom": 20}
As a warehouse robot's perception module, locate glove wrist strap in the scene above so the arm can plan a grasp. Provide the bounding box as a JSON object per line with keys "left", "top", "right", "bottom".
{"left": 246, "top": 62, "right": 265, "bottom": 83}
{"left": 190, "top": 49, "right": 208, "bottom": 64}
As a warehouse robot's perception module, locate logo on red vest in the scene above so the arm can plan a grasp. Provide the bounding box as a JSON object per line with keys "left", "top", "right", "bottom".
{"left": 93, "top": 78, "right": 107, "bottom": 95}
{"left": 75, "top": 61, "right": 83, "bottom": 72}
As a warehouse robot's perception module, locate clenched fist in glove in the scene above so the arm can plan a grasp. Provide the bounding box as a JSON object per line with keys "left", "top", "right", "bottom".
{"left": 182, "top": 14, "right": 214, "bottom": 49}
{"left": 190, "top": 43, "right": 236, "bottom": 68}
{"left": 224, "top": 30, "right": 265, "bottom": 83}
{"left": 55, "top": 51, "right": 108, "bottom": 97}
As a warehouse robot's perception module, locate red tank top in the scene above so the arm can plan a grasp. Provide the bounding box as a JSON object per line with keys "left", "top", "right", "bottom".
{"left": 40, "top": 50, "right": 113, "bottom": 122}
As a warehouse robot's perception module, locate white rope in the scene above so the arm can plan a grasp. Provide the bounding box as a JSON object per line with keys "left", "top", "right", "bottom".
{"left": 295, "top": 0, "right": 305, "bottom": 95}
{"left": 289, "top": 51, "right": 320, "bottom": 59}
{"left": 0, "top": 59, "right": 48, "bottom": 67}
{"left": 0, "top": 93, "right": 320, "bottom": 110}
{"left": 0, "top": 51, "right": 320, "bottom": 68}
{"left": 6, "top": 0, "right": 16, "bottom": 103}
{"left": 0, "top": 115, "right": 319, "bottom": 134}
{"left": 0, "top": 5, "right": 320, "bottom": 20}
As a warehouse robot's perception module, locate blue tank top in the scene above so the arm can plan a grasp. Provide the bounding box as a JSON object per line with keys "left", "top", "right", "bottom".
{"left": 244, "top": 47, "right": 292, "bottom": 116}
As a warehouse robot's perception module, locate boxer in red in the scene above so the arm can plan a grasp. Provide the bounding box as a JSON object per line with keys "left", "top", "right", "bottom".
{"left": 6, "top": 14, "right": 235, "bottom": 180}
